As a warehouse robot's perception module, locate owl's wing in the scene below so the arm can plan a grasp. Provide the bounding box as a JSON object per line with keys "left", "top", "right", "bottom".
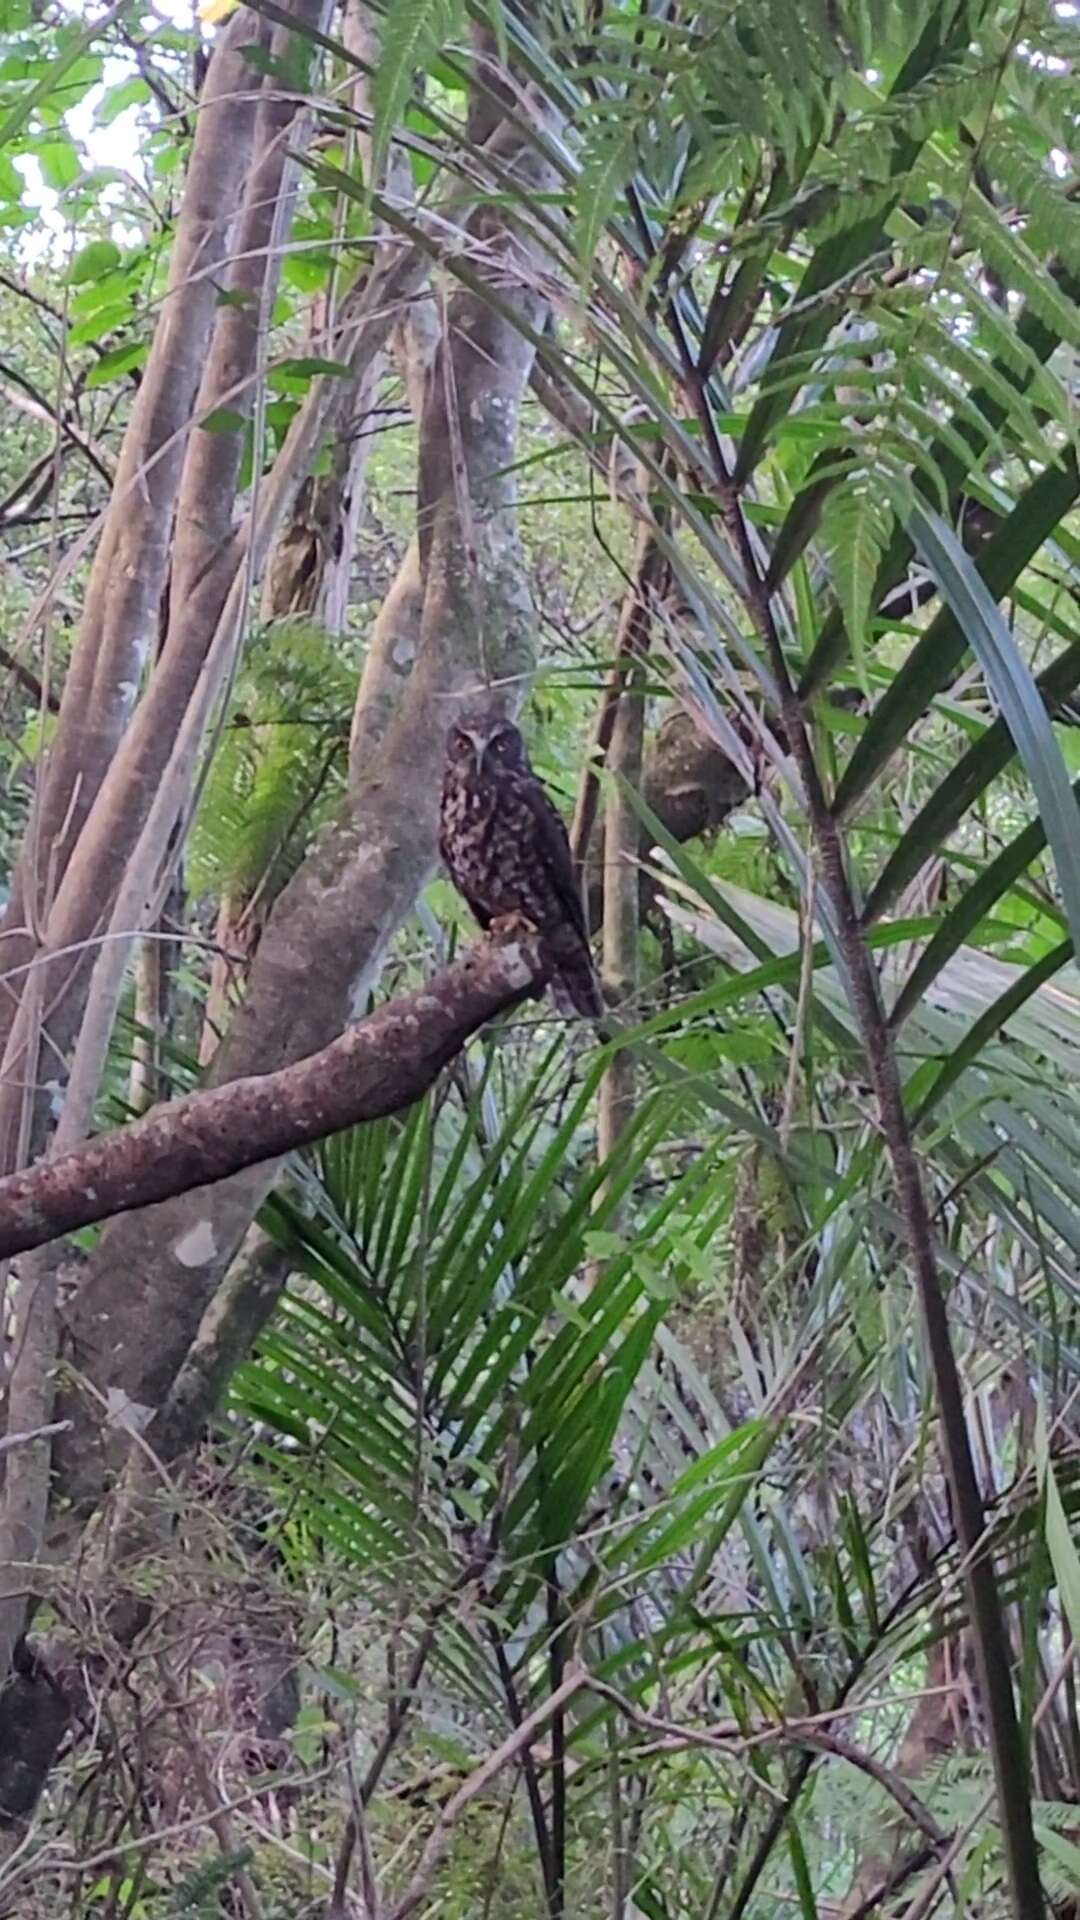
{"left": 518, "top": 778, "right": 589, "bottom": 942}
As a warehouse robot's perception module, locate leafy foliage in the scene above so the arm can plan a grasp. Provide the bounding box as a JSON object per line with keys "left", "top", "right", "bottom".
{"left": 186, "top": 619, "right": 352, "bottom": 905}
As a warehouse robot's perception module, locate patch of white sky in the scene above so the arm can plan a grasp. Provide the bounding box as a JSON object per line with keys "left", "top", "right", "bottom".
{"left": 16, "top": 0, "right": 199, "bottom": 261}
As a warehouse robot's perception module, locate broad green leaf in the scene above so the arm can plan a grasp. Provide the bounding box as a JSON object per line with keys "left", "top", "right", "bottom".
{"left": 200, "top": 406, "right": 246, "bottom": 435}
{"left": 69, "top": 267, "right": 130, "bottom": 313}
{"left": 94, "top": 75, "right": 150, "bottom": 125}
{"left": 908, "top": 500, "right": 1080, "bottom": 963}
{"left": 68, "top": 301, "right": 132, "bottom": 345}
{"left": 37, "top": 137, "right": 80, "bottom": 191}
{"left": 84, "top": 340, "right": 148, "bottom": 387}
{"left": 0, "top": 151, "right": 22, "bottom": 200}
{"left": 266, "top": 354, "right": 354, "bottom": 388}
{"left": 68, "top": 238, "right": 120, "bottom": 284}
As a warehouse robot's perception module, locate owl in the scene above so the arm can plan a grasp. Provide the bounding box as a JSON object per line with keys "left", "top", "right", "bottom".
{"left": 439, "top": 706, "right": 603, "bottom": 1019}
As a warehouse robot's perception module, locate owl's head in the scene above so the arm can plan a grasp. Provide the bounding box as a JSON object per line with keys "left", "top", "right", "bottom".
{"left": 447, "top": 707, "right": 528, "bottom": 775}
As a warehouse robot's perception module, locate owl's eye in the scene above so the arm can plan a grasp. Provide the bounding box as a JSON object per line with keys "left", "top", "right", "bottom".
{"left": 450, "top": 730, "right": 469, "bottom": 757}
{"left": 490, "top": 728, "right": 519, "bottom": 761}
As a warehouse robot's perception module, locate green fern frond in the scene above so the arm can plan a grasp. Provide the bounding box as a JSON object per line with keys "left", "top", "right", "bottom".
{"left": 958, "top": 274, "right": 1075, "bottom": 426}
{"left": 982, "top": 130, "right": 1080, "bottom": 278}
{"left": 188, "top": 620, "right": 352, "bottom": 901}
{"left": 369, "top": 0, "right": 464, "bottom": 199}
{"left": 820, "top": 477, "right": 895, "bottom": 687}
{"left": 868, "top": 51, "right": 1001, "bottom": 146}
{"left": 899, "top": 310, "right": 1057, "bottom": 461}
{"left": 960, "top": 187, "right": 1080, "bottom": 350}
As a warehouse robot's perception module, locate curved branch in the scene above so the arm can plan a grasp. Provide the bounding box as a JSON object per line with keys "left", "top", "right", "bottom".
{"left": 0, "top": 934, "right": 548, "bottom": 1262}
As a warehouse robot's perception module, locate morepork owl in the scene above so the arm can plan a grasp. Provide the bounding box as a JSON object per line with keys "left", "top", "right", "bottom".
{"left": 439, "top": 706, "right": 603, "bottom": 1019}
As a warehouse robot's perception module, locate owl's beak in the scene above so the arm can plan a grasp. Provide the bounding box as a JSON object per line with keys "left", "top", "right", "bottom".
{"left": 464, "top": 730, "right": 488, "bottom": 774}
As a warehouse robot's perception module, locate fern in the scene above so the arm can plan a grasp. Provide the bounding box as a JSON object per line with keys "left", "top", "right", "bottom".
{"left": 575, "top": 112, "right": 642, "bottom": 276}
{"left": 168, "top": 1848, "right": 254, "bottom": 1916}
{"left": 188, "top": 621, "right": 353, "bottom": 902}
{"left": 1037, "top": 1824, "right": 1080, "bottom": 1903}
{"left": 901, "top": 310, "right": 1055, "bottom": 463}
{"left": 865, "top": 51, "right": 1002, "bottom": 147}
{"left": 369, "top": 0, "right": 464, "bottom": 201}
{"left": 982, "top": 129, "right": 1080, "bottom": 279}
{"left": 957, "top": 272, "right": 1075, "bottom": 427}
{"left": 960, "top": 185, "right": 1080, "bottom": 351}
{"left": 820, "top": 477, "right": 896, "bottom": 689}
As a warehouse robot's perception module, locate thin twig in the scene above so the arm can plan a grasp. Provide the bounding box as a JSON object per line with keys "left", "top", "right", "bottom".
{"left": 0, "top": 1768, "right": 334, "bottom": 1892}
{"left": 384, "top": 1666, "right": 589, "bottom": 1920}
{"left": 0, "top": 1417, "right": 71, "bottom": 1456}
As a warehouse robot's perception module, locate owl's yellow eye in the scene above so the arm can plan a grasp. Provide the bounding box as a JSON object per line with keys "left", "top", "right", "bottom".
{"left": 450, "top": 730, "right": 469, "bottom": 757}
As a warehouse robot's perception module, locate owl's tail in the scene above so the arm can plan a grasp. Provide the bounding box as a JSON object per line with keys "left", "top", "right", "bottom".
{"left": 549, "top": 942, "right": 605, "bottom": 1021}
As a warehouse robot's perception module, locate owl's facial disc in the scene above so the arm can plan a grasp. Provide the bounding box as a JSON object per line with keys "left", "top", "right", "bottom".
{"left": 450, "top": 710, "right": 523, "bottom": 774}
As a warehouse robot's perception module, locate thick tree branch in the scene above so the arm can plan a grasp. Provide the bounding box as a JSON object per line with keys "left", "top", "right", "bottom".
{"left": 0, "top": 935, "right": 547, "bottom": 1262}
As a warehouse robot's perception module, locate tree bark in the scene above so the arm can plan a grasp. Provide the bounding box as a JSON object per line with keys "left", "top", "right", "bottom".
{"left": 0, "top": 1, "right": 421, "bottom": 1758}
{"left": 0, "top": 1, "right": 345, "bottom": 1701}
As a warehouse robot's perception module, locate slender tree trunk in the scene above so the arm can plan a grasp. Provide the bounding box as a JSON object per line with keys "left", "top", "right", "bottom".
{"left": 47, "top": 114, "right": 558, "bottom": 1542}
{"left": 596, "top": 529, "right": 664, "bottom": 1182}
{"left": 127, "top": 877, "right": 182, "bottom": 1114}
{"left": 0, "top": 0, "right": 337, "bottom": 1704}
{"left": 0, "top": 12, "right": 264, "bottom": 1085}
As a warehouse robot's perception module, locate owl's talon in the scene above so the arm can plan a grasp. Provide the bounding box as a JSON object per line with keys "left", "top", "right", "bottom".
{"left": 490, "top": 910, "right": 541, "bottom": 940}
